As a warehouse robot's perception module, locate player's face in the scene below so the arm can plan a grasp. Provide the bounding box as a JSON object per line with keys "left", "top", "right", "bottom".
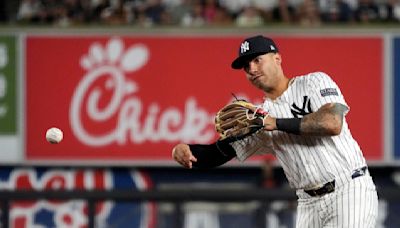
{"left": 243, "top": 53, "right": 281, "bottom": 92}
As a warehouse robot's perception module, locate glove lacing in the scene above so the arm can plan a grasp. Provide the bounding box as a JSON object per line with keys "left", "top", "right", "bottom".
{"left": 245, "top": 106, "right": 269, "bottom": 127}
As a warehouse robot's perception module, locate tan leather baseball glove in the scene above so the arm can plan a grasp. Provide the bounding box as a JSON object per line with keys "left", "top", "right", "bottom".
{"left": 215, "top": 100, "right": 268, "bottom": 140}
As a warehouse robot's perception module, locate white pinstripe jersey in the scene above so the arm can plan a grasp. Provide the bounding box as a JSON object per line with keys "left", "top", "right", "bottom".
{"left": 232, "top": 72, "right": 367, "bottom": 190}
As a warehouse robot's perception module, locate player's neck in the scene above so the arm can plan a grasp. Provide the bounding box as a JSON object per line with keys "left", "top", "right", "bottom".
{"left": 264, "top": 76, "right": 290, "bottom": 100}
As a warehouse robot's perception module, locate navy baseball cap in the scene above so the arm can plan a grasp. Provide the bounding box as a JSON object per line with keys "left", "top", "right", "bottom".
{"left": 231, "top": 35, "right": 279, "bottom": 69}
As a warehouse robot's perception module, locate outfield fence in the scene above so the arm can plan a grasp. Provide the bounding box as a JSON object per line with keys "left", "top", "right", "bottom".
{"left": 0, "top": 187, "right": 398, "bottom": 228}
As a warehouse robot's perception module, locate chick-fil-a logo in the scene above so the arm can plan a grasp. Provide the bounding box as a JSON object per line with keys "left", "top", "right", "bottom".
{"left": 70, "top": 38, "right": 214, "bottom": 146}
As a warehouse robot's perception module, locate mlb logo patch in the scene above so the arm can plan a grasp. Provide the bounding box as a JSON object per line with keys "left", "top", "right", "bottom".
{"left": 320, "top": 88, "right": 338, "bottom": 97}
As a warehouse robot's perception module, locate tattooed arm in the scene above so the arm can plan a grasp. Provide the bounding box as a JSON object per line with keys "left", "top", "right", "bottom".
{"left": 264, "top": 103, "right": 348, "bottom": 136}
{"left": 300, "top": 103, "right": 348, "bottom": 136}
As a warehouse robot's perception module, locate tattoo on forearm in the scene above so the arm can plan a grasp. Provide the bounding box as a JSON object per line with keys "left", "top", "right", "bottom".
{"left": 300, "top": 103, "right": 347, "bottom": 136}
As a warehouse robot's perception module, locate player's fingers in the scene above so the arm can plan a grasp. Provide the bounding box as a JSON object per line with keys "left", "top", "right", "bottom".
{"left": 176, "top": 152, "right": 194, "bottom": 169}
{"left": 189, "top": 155, "right": 197, "bottom": 162}
{"left": 182, "top": 153, "right": 196, "bottom": 169}
{"left": 187, "top": 161, "right": 193, "bottom": 169}
{"left": 182, "top": 160, "right": 192, "bottom": 169}
{"left": 181, "top": 158, "right": 193, "bottom": 169}
{"left": 175, "top": 156, "right": 190, "bottom": 168}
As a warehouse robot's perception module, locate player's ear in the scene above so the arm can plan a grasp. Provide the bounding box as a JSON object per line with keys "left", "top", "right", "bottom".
{"left": 273, "top": 53, "right": 282, "bottom": 65}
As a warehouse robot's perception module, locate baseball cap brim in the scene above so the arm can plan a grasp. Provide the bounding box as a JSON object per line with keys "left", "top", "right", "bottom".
{"left": 231, "top": 52, "right": 268, "bottom": 69}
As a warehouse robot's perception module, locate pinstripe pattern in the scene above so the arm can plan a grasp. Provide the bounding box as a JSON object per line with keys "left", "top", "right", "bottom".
{"left": 296, "top": 175, "right": 378, "bottom": 228}
{"left": 233, "top": 72, "right": 367, "bottom": 189}
{"left": 231, "top": 72, "right": 378, "bottom": 227}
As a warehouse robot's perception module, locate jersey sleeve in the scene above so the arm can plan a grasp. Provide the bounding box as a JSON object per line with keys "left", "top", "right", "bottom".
{"left": 230, "top": 131, "right": 274, "bottom": 162}
{"left": 307, "top": 72, "right": 349, "bottom": 114}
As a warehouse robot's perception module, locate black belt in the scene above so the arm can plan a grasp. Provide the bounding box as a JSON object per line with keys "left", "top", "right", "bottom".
{"left": 304, "top": 180, "right": 335, "bottom": 197}
{"left": 351, "top": 166, "right": 367, "bottom": 179}
{"left": 304, "top": 166, "right": 368, "bottom": 197}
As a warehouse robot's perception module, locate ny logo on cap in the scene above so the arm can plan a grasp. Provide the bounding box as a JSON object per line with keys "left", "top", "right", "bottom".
{"left": 240, "top": 41, "right": 250, "bottom": 53}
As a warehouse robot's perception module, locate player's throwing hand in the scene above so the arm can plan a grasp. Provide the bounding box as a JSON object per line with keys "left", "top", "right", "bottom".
{"left": 172, "top": 144, "right": 197, "bottom": 169}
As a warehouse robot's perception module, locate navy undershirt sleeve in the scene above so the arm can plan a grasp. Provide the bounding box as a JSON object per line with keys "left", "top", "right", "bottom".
{"left": 189, "top": 140, "right": 236, "bottom": 168}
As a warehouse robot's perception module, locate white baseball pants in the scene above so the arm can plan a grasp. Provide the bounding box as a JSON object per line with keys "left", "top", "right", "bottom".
{"left": 295, "top": 175, "right": 378, "bottom": 228}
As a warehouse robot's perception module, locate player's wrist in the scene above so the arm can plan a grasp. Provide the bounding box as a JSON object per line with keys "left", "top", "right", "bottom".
{"left": 262, "top": 116, "right": 276, "bottom": 131}
{"left": 276, "top": 118, "right": 301, "bottom": 135}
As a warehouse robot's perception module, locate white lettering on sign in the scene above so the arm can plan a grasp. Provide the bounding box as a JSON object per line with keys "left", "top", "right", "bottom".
{"left": 70, "top": 38, "right": 215, "bottom": 146}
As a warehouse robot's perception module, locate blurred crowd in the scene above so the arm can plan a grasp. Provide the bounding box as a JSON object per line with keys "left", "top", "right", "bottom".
{"left": 3, "top": 0, "right": 400, "bottom": 27}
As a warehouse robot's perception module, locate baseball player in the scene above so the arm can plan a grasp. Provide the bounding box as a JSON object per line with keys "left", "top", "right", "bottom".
{"left": 172, "top": 35, "right": 378, "bottom": 227}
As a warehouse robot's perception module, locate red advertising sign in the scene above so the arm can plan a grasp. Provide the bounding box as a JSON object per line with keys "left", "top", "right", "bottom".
{"left": 25, "top": 35, "right": 383, "bottom": 162}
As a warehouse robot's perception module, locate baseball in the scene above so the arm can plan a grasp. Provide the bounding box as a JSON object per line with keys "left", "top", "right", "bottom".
{"left": 46, "top": 127, "right": 63, "bottom": 144}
